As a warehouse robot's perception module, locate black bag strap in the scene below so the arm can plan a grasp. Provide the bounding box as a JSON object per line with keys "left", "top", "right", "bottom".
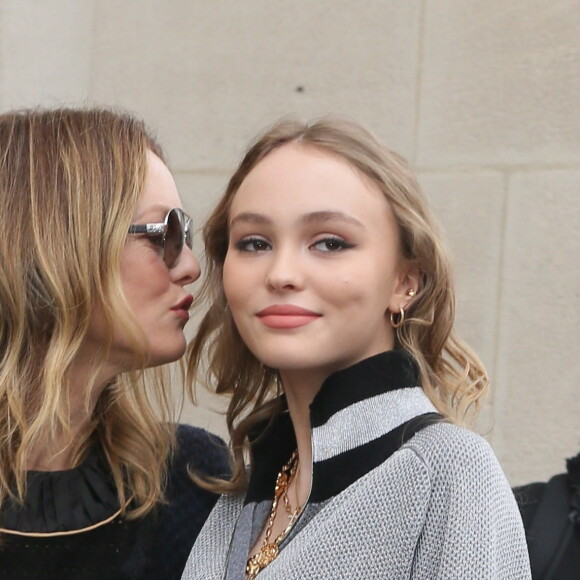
{"left": 400, "top": 412, "right": 444, "bottom": 443}
{"left": 527, "top": 473, "right": 573, "bottom": 579}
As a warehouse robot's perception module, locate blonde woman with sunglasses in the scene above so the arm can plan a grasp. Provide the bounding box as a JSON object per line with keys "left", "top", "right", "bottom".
{"left": 0, "top": 108, "right": 229, "bottom": 579}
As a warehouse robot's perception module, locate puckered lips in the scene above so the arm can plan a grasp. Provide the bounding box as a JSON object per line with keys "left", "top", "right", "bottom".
{"left": 171, "top": 295, "right": 194, "bottom": 321}
{"left": 256, "top": 304, "right": 322, "bottom": 329}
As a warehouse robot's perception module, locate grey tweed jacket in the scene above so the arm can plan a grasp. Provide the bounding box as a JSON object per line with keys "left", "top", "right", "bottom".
{"left": 182, "top": 351, "right": 531, "bottom": 579}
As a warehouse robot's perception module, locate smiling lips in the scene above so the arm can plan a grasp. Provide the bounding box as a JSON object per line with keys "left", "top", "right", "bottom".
{"left": 256, "top": 304, "right": 321, "bottom": 329}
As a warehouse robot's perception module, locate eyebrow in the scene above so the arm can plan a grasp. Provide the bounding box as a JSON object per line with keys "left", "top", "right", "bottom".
{"left": 229, "top": 212, "right": 272, "bottom": 227}
{"left": 301, "top": 211, "right": 364, "bottom": 228}
{"left": 229, "top": 210, "right": 364, "bottom": 229}
{"left": 133, "top": 204, "right": 171, "bottom": 222}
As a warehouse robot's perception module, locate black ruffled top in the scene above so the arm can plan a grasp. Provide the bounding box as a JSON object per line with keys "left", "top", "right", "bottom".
{"left": 0, "top": 446, "right": 120, "bottom": 534}
{"left": 0, "top": 425, "right": 230, "bottom": 580}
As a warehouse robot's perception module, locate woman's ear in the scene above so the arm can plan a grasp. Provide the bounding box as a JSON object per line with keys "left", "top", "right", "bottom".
{"left": 388, "top": 263, "right": 421, "bottom": 314}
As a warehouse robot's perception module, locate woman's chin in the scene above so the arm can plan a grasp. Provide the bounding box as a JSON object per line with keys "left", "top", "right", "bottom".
{"left": 146, "top": 338, "right": 187, "bottom": 368}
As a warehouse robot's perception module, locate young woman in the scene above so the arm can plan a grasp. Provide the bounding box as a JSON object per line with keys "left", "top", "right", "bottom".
{"left": 0, "top": 108, "right": 229, "bottom": 579}
{"left": 182, "top": 118, "right": 531, "bottom": 579}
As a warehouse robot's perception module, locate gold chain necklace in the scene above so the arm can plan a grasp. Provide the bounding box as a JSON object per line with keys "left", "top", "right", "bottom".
{"left": 246, "top": 450, "right": 301, "bottom": 579}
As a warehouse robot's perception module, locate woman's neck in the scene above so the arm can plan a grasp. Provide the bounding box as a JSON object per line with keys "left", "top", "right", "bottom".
{"left": 279, "top": 369, "right": 328, "bottom": 507}
{"left": 26, "top": 427, "right": 90, "bottom": 471}
{"left": 25, "top": 363, "right": 112, "bottom": 471}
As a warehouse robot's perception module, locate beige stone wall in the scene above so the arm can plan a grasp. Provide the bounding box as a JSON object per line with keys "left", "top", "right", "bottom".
{"left": 1, "top": 0, "right": 578, "bottom": 485}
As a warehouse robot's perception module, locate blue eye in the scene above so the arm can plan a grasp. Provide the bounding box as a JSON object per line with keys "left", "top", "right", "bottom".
{"left": 310, "top": 237, "right": 355, "bottom": 252}
{"left": 234, "top": 237, "right": 271, "bottom": 252}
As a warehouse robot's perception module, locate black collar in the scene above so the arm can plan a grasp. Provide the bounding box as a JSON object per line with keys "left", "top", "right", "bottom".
{"left": 246, "top": 350, "right": 440, "bottom": 504}
{"left": 1, "top": 445, "right": 120, "bottom": 534}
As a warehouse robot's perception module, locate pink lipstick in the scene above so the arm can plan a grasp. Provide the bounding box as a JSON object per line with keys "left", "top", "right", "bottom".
{"left": 256, "top": 304, "right": 321, "bottom": 329}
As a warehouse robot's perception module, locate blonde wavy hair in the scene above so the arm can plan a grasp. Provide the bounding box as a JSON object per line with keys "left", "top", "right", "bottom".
{"left": 0, "top": 108, "right": 176, "bottom": 517}
{"left": 188, "top": 117, "right": 489, "bottom": 494}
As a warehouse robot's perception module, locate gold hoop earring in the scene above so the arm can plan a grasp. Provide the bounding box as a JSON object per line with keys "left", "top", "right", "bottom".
{"left": 390, "top": 305, "right": 405, "bottom": 328}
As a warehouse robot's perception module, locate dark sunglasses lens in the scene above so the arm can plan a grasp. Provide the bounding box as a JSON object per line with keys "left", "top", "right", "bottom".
{"left": 184, "top": 219, "right": 193, "bottom": 250}
{"left": 164, "top": 209, "right": 184, "bottom": 268}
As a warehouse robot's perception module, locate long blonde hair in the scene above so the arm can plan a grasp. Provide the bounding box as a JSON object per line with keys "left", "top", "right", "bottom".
{"left": 0, "top": 108, "right": 175, "bottom": 517}
{"left": 188, "top": 117, "right": 488, "bottom": 493}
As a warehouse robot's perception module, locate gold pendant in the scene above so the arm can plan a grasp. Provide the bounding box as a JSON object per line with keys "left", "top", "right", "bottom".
{"left": 246, "top": 543, "right": 279, "bottom": 578}
{"left": 245, "top": 450, "right": 300, "bottom": 578}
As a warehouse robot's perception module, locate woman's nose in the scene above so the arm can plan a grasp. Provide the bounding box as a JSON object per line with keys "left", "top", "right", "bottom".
{"left": 265, "top": 249, "right": 304, "bottom": 291}
{"left": 172, "top": 246, "right": 201, "bottom": 285}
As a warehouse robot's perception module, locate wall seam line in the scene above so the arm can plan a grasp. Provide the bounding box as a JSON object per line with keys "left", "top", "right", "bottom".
{"left": 489, "top": 171, "right": 511, "bottom": 451}
{"left": 411, "top": 0, "right": 426, "bottom": 166}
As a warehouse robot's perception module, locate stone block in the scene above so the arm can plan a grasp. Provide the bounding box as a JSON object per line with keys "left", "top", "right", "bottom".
{"left": 90, "top": 0, "right": 421, "bottom": 171}
{"left": 0, "top": 0, "right": 94, "bottom": 109}
{"left": 418, "top": 0, "right": 580, "bottom": 166}
{"left": 493, "top": 170, "right": 580, "bottom": 484}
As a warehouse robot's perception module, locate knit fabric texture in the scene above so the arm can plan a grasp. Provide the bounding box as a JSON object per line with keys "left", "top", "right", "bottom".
{"left": 181, "top": 351, "right": 531, "bottom": 580}
{"left": 0, "top": 424, "right": 230, "bottom": 580}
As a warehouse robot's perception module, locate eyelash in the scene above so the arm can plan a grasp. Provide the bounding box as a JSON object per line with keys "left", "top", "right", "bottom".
{"left": 310, "top": 237, "right": 355, "bottom": 252}
{"left": 233, "top": 236, "right": 355, "bottom": 253}
{"left": 234, "top": 237, "right": 271, "bottom": 252}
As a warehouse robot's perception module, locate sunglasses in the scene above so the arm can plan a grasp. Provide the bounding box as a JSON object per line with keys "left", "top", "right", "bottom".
{"left": 128, "top": 207, "right": 193, "bottom": 268}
